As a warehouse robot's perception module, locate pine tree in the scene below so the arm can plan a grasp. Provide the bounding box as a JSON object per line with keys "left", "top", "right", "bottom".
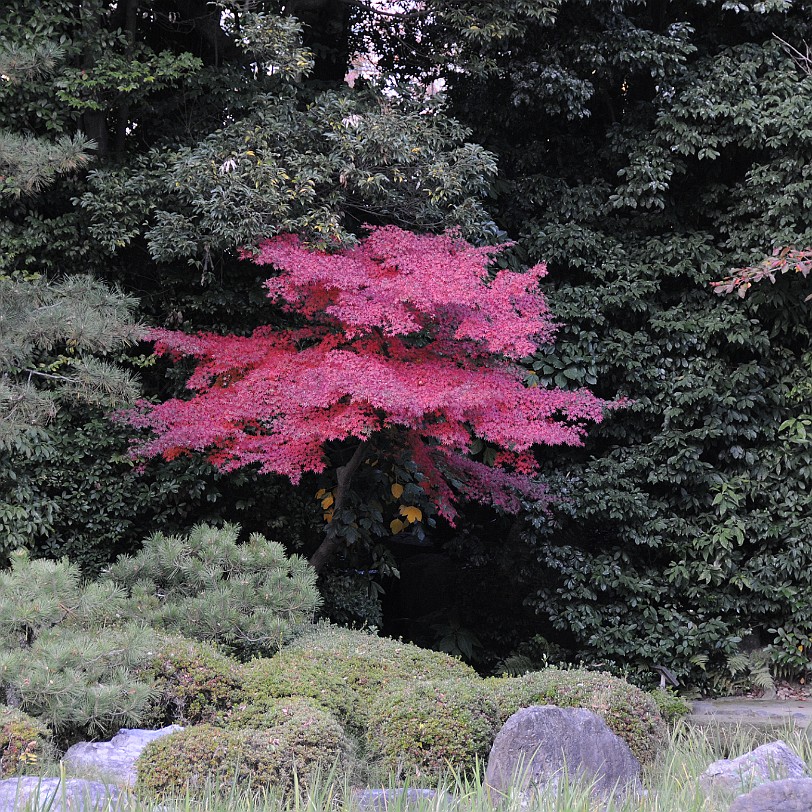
{"left": 0, "top": 549, "right": 156, "bottom": 743}
{"left": 107, "top": 523, "right": 322, "bottom": 658}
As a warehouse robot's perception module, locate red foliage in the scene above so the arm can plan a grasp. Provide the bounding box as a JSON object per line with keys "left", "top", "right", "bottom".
{"left": 712, "top": 246, "right": 812, "bottom": 300}
{"left": 125, "top": 227, "right": 611, "bottom": 523}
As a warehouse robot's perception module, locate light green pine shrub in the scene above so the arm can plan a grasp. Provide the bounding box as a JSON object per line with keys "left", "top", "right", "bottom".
{"left": 365, "top": 678, "right": 498, "bottom": 780}
{"left": 107, "top": 523, "right": 321, "bottom": 659}
{"left": 488, "top": 669, "right": 668, "bottom": 764}
{"left": 239, "top": 624, "right": 477, "bottom": 732}
{"left": 0, "top": 549, "right": 156, "bottom": 743}
{"left": 0, "top": 706, "right": 54, "bottom": 777}
{"left": 136, "top": 719, "right": 352, "bottom": 797}
{"left": 134, "top": 635, "right": 244, "bottom": 728}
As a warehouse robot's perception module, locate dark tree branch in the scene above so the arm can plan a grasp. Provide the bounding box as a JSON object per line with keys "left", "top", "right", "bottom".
{"left": 308, "top": 440, "right": 369, "bottom": 574}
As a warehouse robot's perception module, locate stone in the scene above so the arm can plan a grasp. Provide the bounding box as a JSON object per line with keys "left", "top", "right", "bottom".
{"left": 0, "top": 777, "right": 123, "bottom": 812}
{"left": 699, "top": 740, "right": 809, "bottom": 797}
{"left": 484, "top": 705, "right": 642, "bottom": 801}
{"left": 62, "top": 726, "right": 183, "bottom": 787}
{"left": 728, "top": 778, "right": 812, "bottom": 812}
{"left": 351, "top": 789, "right": 447, "bottom": 810}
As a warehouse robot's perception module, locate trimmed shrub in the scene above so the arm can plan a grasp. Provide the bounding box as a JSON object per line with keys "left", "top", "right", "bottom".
{"left": 649, "top": 688, "right": 691, "bottom": 727}
{"left": 136, "top": 719, "right": 351, "bottom": 797}
{"left": 0, "top": 707, "right": 53, "bottom": 777}
{"left": 134, "top": 636, "right": 244, "bottom": 728}
{"left": 239, "top": 624, "right": 476, "bottom": 732}
{"left": 488, "top": 669, "right": 668, "bottom": 764}
{"left": 225, "top": 695, "right": 337, "bottom": 731}
{"left": 365, "top": 678, "right": 498, "bottom": 780}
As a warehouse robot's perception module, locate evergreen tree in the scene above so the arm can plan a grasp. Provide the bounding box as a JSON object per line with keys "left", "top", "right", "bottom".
{"left": 0, "top": 549, "right": 155, "bottom": 742}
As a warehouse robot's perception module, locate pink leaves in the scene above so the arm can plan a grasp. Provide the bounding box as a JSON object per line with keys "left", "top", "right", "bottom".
{"left": 125, "top": 227, "right": 611, "bottom": 520}
{"left": 255, "top": 226, "right": 553, "bottom": 357}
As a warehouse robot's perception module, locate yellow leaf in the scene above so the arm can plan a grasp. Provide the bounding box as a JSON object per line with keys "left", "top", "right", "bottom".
{"left": 391, "top": 483, "right": 404, "bottom": 499}
{"left": 321, "top": 494, "right": 334, "bottom": 509}
{"left": 315, "top": 488, "right": 327, "bottom": 499}
{"left": 245, "top": 150, "right": 255, "bottom": 156}
{"left": 399, "top": 506, "right": 423, "bottom": 524}
{"left": 390, "top": 518, "right": 405, "bottom": 534}
{"left": 323, "top": 510, "right": 333, "bottom": 523}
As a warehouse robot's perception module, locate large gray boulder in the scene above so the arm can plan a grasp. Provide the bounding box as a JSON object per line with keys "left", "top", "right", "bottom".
{"left": 484, "top": 705, "right": 642, "bottom": 801}
{"left": 699, "top": 740, "right": 809, "bottom": 797}
{"left": 62, "top": 726, "right": 182, "bottom": 787}
{"left": 0, "top": 777, "right": 122, "bottom": 812}
{"left": 728, "top": 778, "right": 812, "bottom": 812}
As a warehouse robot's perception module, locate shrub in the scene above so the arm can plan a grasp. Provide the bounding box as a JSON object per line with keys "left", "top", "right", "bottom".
{"left": 0, "top": 550, "right": 155, "bottom": 743}
{"left": 107, "top": 523, "right": 321, "bottom": 659}
{"left": 365, "top": 678, "right": 498, "bottom": 780}
{"left": 225, "top": 695, "right": 338, "bottom": 731}
{"left": 134, "top": 636, "right": 244, "bottom": 728}
{"left": 649, "top": 688, "right": 691, "bottom": 727}
{"left": 239, "top": 624, "right": 476, "bottom": 732}
{"left": 488, "top": 669, "right": 668, "bottom": 764}
{"left": 0, "top": 707, "right": 53, "bottom": 777}
{"left": 136, "top": 719, "right": 351, "bottom": 797}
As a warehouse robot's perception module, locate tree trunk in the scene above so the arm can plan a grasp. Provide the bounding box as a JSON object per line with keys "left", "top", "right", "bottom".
{"left": 308, "top": 441, "right": 368, "bottom": 574}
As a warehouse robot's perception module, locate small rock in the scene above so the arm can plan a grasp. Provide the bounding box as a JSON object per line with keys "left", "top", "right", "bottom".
{"left": 699, "top": 740, "right": 809, "bottom": 796}
{"left": 62, "top": 726, "right": 183, "bottom": 787}
{"left": 485, "top": 705, "right": 642, "bottom": 801}
{"left": 728, "top": 778, "right": 812, "bottom": 811}
{"left": 0, "top": 777, "right": 123, "bottom": 812}
{"left": 352, "top": 789, "right": 445, "bottom": 810}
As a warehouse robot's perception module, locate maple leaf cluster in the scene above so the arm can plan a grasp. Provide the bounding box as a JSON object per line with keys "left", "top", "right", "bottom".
{"left": 125, "top": 227, "right": 610, "bottom": 523}
{"left": 712, "top": 246, "right": 812, "bottom": 300}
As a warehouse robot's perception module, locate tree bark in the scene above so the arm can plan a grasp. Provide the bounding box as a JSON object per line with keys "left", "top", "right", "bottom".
{"left": 308, "top": 441, "right": 368, "bottom": 574}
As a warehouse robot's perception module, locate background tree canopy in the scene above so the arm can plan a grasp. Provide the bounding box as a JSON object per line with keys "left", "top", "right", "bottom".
{"left": 2, "top": 0, "right": 811, "bottom": 687}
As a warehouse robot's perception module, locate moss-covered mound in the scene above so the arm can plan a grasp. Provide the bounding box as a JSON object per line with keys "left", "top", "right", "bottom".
{"left": 0, "top": 706, "right": 53, "bottom": 777}
{"left": 136, "top": 717, "right": 351, "bottom": 797}
{"left": 365, "top": 678, "right": 498, "bottom": 780}
{"left": 240, "top": 625, "right": 476, "bottom": 732}
{"left": 488, "top": 669, "right": 668, "bottom": 764}
{"left": 135, "top": 635, "right": 244, "bottom": 728}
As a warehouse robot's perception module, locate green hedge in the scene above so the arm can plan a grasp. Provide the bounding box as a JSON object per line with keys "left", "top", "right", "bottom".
{"left": 365, "top": 678, "right": 498, "bottom": 779}
{"left": 134, "top": 635, "right": 244, "bottom": 728}
{"left": 239, "top": 625, "right": 476, "bottom": 732}
{"left": 0, "top": 706, "right": 53, "bottom": 778}
{"left": 488, "top": 669, "right": 667, "bottom": 764}
{"left": 136, "top": 719, "right": 351, "bottom": 797}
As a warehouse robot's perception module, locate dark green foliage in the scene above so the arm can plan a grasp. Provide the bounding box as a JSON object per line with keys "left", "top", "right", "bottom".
{"left": 107, "top": 523, "right": 321, "bottom": 659}
{"left": 0, "top": 550, "right": 155, "bottom": 743}
{"left": 365, "top": 678, "right": 498, "bottom": 780}
{"left": 239, "top": 624, "right": 477, "bottom": 733}
{"left": 488, "top": 670, "right": 668, "bottom": 764}
{"left": 0, "top": 706, "right": 53, "bottom": 777}
{"left": 134, "top": 636, "right": 244, "bottom": 729}
{"left": 136, "top": 721, "right": 352, "bottom": 797}
{"left": 402, "top": 0, "right": 812, "bottom": 685}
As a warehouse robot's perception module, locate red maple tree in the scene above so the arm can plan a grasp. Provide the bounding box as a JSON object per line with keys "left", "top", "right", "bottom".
{"left": 125, "top": 227, "right": 611, "bottom": 570}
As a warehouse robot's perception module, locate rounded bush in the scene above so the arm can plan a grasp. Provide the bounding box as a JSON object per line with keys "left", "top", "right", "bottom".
{"left": 226, "top": 695, "right": 338, "bottom": 731}
{"left": 136, "top": 718, "right": 351, "bottom": 797}
{"left": 240, "top": 624, "right": 476, "bottom": 732}
{"left": 365, "top": 678, "right": 498, "bottom": 780}
{"left": 134, "top": 636, "right": 244, "bottom": 727}
{"left": 488, "top": 669, "right": 668, "bottom": 764}
{"left": 0, "top": 706, "right": 53, "bottom": 777}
